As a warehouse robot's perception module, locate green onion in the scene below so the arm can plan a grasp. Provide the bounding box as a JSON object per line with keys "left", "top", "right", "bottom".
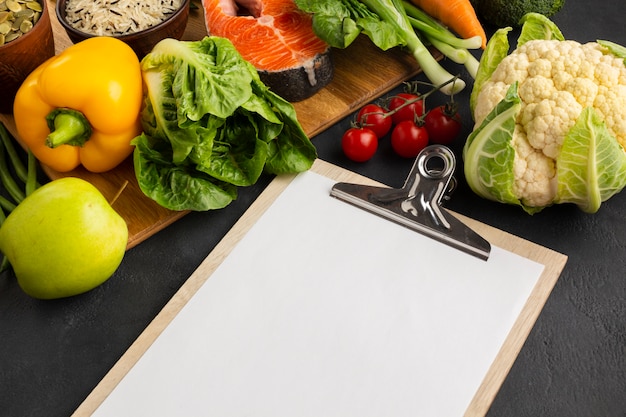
{"left": 403, "top": 1, "right": 481, "bottom": 79}
{"left": 359, "top": 0, "right": 465, "bottom": 95}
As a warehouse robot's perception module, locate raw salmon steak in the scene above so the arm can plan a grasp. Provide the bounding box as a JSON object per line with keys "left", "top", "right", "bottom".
{"left": 202, "top": 0, "right": 334, "bottom": 101}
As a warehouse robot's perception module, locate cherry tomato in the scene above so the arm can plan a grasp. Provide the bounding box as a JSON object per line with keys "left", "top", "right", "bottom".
{"left": 356, "top": 104, "right": 392, "bottom": 138}
{"left": 388, "top": 93, "right": 424, "bottom": 124}
{"left": 424, "top": 103, "right": 462, "bottom": 145}
{"left": 390, "top": 120, "right": 429, "bottom": 158}
{"left": 342, "top": 127, "right": 378, "bottom": 162}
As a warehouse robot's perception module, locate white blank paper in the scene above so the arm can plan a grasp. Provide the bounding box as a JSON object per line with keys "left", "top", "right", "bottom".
{"left": 92, "top": 170, "right": 545, "bottom": 417}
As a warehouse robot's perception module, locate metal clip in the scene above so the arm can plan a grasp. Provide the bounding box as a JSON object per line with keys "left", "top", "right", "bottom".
{"left": 330, "top": 145, "right": 491, "bottom": 261}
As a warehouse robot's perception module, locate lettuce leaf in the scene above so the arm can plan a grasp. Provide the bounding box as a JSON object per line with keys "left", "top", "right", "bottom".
{"left": 133, "top": 36, "right": 317, "bottom": 211}
{"left": 132, "top": 133, "right": 238, "bottom": 211}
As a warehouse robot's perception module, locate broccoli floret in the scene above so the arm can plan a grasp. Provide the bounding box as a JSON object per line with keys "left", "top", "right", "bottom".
{"left": 474, "top": 0, "right": 565, "bottom": 27}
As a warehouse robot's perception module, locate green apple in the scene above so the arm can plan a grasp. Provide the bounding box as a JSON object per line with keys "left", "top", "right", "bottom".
{"left": 0, "top": 177, "right": 128, "bottom": 299}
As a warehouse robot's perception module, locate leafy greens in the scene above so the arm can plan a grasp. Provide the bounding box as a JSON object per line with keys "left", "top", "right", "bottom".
{"left": 294, "top": 0, "right": 466, "bottom": 95}
{"left": 133, "top": 37, "right": 317, "bottom": 211}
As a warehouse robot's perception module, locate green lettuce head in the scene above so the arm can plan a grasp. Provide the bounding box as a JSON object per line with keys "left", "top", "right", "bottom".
{"left": 132, "top": 37, "right": 317, "bottom": 211}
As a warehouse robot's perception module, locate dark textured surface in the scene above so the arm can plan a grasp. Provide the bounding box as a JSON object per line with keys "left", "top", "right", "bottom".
{"left": 1, "top": 1, "right": 625, "bottom": 416}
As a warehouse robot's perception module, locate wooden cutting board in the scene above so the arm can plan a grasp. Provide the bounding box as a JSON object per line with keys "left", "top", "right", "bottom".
{"left": 0, "top": 0, "right": 430, "bottom": 249}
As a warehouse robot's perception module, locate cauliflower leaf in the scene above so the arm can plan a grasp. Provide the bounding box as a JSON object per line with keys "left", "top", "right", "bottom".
{"left": 470, "top": 27, "right": 512, "bottom": 116}
{"left": 557, "top": 107, "right": 626, "bottom": 213}
{"left": 464, "top": 83, "right": 521, "bottom": 207}
{"left": 517, "top": 12, "right": 564, "bottom": 46}
{"left": 598, "top": 39, "right": 626, "bottom": 65}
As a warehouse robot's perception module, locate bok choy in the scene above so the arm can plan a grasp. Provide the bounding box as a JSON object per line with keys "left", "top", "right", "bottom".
{"left": 294, "top": 0, "right": 474, "bottom": 94}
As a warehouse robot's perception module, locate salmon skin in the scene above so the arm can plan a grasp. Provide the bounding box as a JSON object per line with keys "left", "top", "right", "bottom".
{"left": 202, "top": 0, "right": 334, "bottom": 101}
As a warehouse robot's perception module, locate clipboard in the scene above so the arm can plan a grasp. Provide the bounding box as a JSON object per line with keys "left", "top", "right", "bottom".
{"left": 72, "top": 159, "right": 567, "bottom": 417}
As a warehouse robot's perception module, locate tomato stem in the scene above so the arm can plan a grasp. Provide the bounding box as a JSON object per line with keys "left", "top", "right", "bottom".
{"left": 386, "top": 75, "right": 460, "bottom": 120}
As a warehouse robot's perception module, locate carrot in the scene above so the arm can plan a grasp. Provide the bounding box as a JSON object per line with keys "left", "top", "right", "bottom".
{"left": 408, "top": 0, "right": 487, "bottom": 48}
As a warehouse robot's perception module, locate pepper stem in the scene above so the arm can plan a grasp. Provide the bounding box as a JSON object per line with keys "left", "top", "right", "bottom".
{"left": 45, "top": 108, "right": 93, "bottom": 148}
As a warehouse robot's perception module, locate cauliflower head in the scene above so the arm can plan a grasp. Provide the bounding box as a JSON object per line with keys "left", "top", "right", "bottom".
{"left": 475, "top": 39, "right": 626, "bottom": 207}
{"left": 464, "top": 14, "right": 626, "bottom": 213}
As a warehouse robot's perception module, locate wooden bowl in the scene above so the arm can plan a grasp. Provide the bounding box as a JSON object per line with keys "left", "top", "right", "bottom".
{"left": 56, "top": 0, "right": 191, "bottom": 59}
{"left": 0, "top": 0, "right": 55, "bottom": 114}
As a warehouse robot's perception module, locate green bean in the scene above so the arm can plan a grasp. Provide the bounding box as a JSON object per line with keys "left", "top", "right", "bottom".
{"left": 0, "top": 122, "right": 43, "bottom": 275}
{"left": 0, "top": 122, "right": 28, "bottom": 183}
{"left": 0, "top": 206, "right": 6, "bottom": 273}
{"left": 0, "top": 258, "right": 8, "bottom": 272}
{"left": 0, "top": 136, "right": 25, "bottom": 204}
{"left": 25, "top": 150, "right": 38, "bottom": 196}
{"left": 0, "top": 195, "right": 16, "bottom": 212}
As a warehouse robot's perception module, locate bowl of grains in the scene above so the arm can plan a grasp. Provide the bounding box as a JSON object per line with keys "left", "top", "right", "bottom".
{"left": 56, "top": 0, "right": 190, "bottom": 59}
{"left": 0, "top": 0, "right": 55, "bottom": 114}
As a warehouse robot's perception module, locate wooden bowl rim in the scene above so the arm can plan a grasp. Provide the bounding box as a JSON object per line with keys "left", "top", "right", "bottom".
{"left": 0, "top": 0, "right": 52, "bottom": 51}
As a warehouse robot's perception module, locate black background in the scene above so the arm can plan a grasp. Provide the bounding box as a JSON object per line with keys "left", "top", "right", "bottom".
{"left": 1, "top": 1, "right": 625, "bottom": 416}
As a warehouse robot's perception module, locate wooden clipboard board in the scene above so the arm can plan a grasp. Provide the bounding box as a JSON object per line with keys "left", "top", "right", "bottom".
{"left": 72, "top": 159, "right": 567, "bottom": 417}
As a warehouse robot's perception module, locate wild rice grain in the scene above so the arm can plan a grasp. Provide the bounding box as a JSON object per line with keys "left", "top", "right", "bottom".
{"left": 64, "top": 0, "right": 182, "bottom": 36}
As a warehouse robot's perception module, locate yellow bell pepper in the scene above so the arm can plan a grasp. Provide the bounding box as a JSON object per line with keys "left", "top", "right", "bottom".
{"left": 13, "top": 37, "right": 143, "bottom": 173}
